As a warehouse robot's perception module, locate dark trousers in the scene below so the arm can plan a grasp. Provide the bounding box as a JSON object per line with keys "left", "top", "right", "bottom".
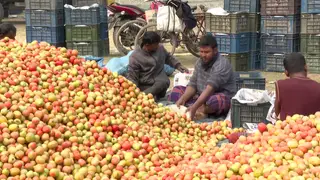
{"left": 139, "top": 81, "right": 169, "bottom": 100}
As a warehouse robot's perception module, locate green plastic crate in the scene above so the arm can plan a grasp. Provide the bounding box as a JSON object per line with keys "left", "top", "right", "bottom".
{"left": 205, "top": 12, "right": 250, "bottom": 34}
{"left": 303, "top": 53, "right": 320, "bottom": 74}
{"left": 222, "top": 53, "right": 249, "bottom": 71}
{"left": 66, "top": 24, "right": 101, "bottom": 41}
{"left": 66, "top": 40, "right": 109, "bottom": 57}
{"left": 249, "top": 13, "right": 261, "bottom": 32}
{"left": 301, "top": 13, "right": 320, "bottom": 34}
{"left": 300, "top": 34, "right": 320, "bottom": 54}
{"left": 231, "top": 99, "right": 271, "bottom": 128}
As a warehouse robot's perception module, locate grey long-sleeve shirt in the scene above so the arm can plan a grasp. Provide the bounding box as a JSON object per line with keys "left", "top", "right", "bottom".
{"left": 127, "top": 46, "right": 180, "bottom": 87}
{"left": 188, "top": 54, "right": 236, "bottom": 97}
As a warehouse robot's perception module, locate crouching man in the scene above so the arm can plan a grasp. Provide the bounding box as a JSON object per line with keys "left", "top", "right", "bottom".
{"left": 168, "top": 34, "right": 236, "bottom": 120}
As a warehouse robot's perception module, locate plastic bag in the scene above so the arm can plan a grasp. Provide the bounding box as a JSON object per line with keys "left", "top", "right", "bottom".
{"left": 173, "top": 69, "right": 194, "bottom": 87}
{"left": 232, "top": 88, "right": 272, "bottom": 106}
{"left": 105, "top": 51, "right": 134, "bottom": 75}
{"left": 157, "top": 5, "right": 185, "bottom": 32}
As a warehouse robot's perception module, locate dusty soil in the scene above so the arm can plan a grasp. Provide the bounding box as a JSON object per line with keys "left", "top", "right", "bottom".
{"left": 14, "top": 23, "right": 320, "bottom": 91}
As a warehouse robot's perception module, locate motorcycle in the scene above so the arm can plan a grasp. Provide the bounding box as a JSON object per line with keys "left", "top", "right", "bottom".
{"left": 107, "top": 2, "right": 147, "bottom": 49}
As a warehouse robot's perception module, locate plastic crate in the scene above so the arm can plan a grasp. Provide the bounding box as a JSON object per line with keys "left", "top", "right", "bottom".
{"left": 66, "top": 24, "right": 104, "bottom": 41}
{"left": 250, "top": 51, "right": 262, "bottom": 70}
{"left": 261, "top": 0, "right": 301, "bottom": 15}
{"left": 26, "top": 26, "right": 65, "bottom": 44}
{"left": 222, "top": 53, "right": 249, "bottom": 71}
{"left": 303, "top": 53, "right": 320, "bottom": 73}
{"left": 261, "top": 15, "right": 300, "bottom": 34}
{"left": 205, "top": 12, "right": 250, "bottom": 34}
{"left": 25, "top": 9, "right": 64, "bottom": 27}
{"left": 234, "top": 72, "right": 266, "bottom": 91}
{"left": 249, "top": 13, "right": 261, "bottom": 32}
{"left": 213, "top": 33, "right": 250, "bottom": 53}
{"left": 224, "top": 0, "right": 260, "bottom": 13}
{"left": 301, "top": 14, "right": 320, "bottom": 34}
{"left": 72, "top": 0, "right": 106, "bottom": 6}
{"left": 100, "top": 23, "right": 108, "bottom": 40}
{"left": 250, "top": 33, "right": 260, "bottom": 51}
{"left": 25, "top": 0, "right": 65, "bottom": 10}
{"left": 261, "top": 34, "right": 300, "bottom": 53}
{"left": 64, "top": 6, "right": 100, "bottom": 25}
{"left": 50, "top": 42, "right": 66, "bottom": 47}
{"left": 301, "top": 0, "right": 320, "bottom": 13}
{"left": 66, "top": 40, "right": 109, "bottom": 56}
{"left": 300, "top": 34, "right": 320, "bottom": 54}
{"left": 100, "top": 6, "right": 108, "bottom": 23}
{"left": 261, "top": 53, "right": 286, "bottom": 72}
{"left": 231, "top": 99, "right": 271, "bottom": 128}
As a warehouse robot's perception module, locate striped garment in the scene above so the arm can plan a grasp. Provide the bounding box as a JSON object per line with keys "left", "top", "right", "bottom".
{"left": 168, "top": 85, "right": 231, "bottom": 115}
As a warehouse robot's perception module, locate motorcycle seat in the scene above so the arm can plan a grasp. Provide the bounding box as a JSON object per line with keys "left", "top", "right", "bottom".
{"left": 111, "top": 3, "right": 146, "bottom": 13}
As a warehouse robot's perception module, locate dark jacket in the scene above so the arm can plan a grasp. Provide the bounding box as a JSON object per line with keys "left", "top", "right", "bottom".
{"left": 127, "top": 46, "right": 180, "bottom": 87}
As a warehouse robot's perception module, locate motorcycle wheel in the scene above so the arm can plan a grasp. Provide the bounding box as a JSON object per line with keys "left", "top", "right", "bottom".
{"left": 134, "top": 23, "right": 177, "bottom": 55}
{"left": 115, "top": 19, "right": 147, "bottom": 55}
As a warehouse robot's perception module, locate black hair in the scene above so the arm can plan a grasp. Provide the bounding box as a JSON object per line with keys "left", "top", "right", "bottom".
{"left": 141, "top": 31, "right": 161, "bottom": 47}
{"left": 283, "top": 52, "right": 306, "bottom": 74}
{"left": 199, "top": 33, "right": 218, "bottom": 49}
{"left": 0, "top": 23, "right": 16, "bottom": 39}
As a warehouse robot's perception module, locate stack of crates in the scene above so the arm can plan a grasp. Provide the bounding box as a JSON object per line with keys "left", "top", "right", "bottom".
{"left": 224, "top": 0, "right": 261, "bottom": 70}
{"left": 300, "top": 0, "right": 320, "bottom": 73}
{"left": 260, "top": 0, "right": 301, "bottom": 72}
{"left": 205, "top": 12, "right": 251, "bottom": 71}
{"left": 25, "top": 0, "right": 67, "bottom": 47}
{"left": 65, "top": 0, "right": 109, "bottom": 57}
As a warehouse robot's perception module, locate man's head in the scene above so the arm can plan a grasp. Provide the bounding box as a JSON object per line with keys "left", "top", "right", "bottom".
{"left": 283, "top": 52, "right": 307, "bottom": 77}
{"left": 141, "top": 31, "right": 161, "bottom": 53}
{"left": 199, "top": 34, "right": 218, "bottom": 64}
{"left": 0, "top": 23, "right": 16, "bottom": 40}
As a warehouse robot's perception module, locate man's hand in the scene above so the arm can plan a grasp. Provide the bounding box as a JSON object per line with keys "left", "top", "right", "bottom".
{"left": 176, "top": 64, "right": 189, "bottom": 73}
{"left": 176, "top": 97, "right": 186, "bottom": 107}
{"left": 186, "top": 105, "right": 198, "bottom": 120}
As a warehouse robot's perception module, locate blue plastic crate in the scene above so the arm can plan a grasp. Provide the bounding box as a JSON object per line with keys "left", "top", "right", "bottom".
{"left": 25, "top": 9, "right": 64, "bottom": 26}
{"left": 64, "top": 6, "right": 100, "bottom": 25}
{"left": 261, "top": 52, "right": 286, "bottom": 72}
{"left": 25, "top": 0, "right": 65, "bottom": 10}
{"left": 250, "top": 51, "right": 261, "bottom": 70}
{"left": 261, "top": 34, "right": 300, "bottom": 53}
{"left": 224, "top": 0, "right": 260, "bottom": 12}
{"left": 250, "top": 33, "right": 260, "bottom": 52}
{"left": 213, "top": 33, "right": 250, "bottom": 53}
{"left": 301, "top": 0, "right": 320, "bottom": 13}
{"left": 100, "top": 6, "right": 108, "bottom": 23}
{"left": 100, "top": 23, "right": 108, "bottom": 40}
{"left": 261, "top": 15, "right": 300, "bottom": 34}
{"left": 26, "top": 26, "right": 65, "bottom": 44}
{"left": 72, "top": 0, "right": 106, "bottom": 6}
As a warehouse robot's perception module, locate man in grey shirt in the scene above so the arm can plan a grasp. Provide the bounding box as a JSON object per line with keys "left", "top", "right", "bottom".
{"left": 127, "top": 32, "right": 188, "bottom": 100}
{"left": 168, "top": 34, "right": 236, "bottom": 119}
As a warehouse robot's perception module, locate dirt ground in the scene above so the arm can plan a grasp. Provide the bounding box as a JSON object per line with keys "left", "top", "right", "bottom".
{"left": 14, "top": 23, "right": 320, "bottom": 91}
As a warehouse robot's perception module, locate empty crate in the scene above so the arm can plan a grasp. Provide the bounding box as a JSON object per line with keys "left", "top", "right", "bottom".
{"left": 235, "top": 71, "right": 266, "bottom": 90}
{"left": 260, "top": 15, "right": 300, "bottom": 34}
{"left": 224, "top": 0, "right": 260, "bottom": 13}
{"left": 260, "top": 0, "right": 301, "bottom": 15}
{"left": 214, "top": 33, "right": 250, "bottom": 53}
{"left": 250, "top": 51, "right": 261, "bottom": 70}
{"left": 261, "top": 34, "right": 300, "bottom": 53}
{"left": 25, "top": 9, "right": 64, "bottom": 26}
{"left": 26, "top": 26, "right": 65, "bottom": 43}
{"left": 300, "top": 34, "right": 320, "bottom": 54}
{"left": 25, "top": 0, "right": 65, "bottom": 10}
{"left": 301, "top": 14, "right": 320, "bottom": 34}
{"left": 303, "top": 53, "right": 320, "bottom": 73}
{"left": 66, "top": 24, "right": 107, "bottom": 41}
{"left": 64, "top": 6, "right": 101, "bottom": 25}
{"left": 301, "top": 0, "right": 320, "bottom": 13}
{"left": 205, "top": 12, "right": 250, "bottom": 34}
{"left": 261, "top": 53, "right": 286, "bottom": 72}
{"left": 71, "top": 0, "right": 106, "bottom": 7}
{"left": 222, "top": 53, "right": 250, "bottom": 71}
{"left": 66, "top": 40, "right": 109, "bottom": 56}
